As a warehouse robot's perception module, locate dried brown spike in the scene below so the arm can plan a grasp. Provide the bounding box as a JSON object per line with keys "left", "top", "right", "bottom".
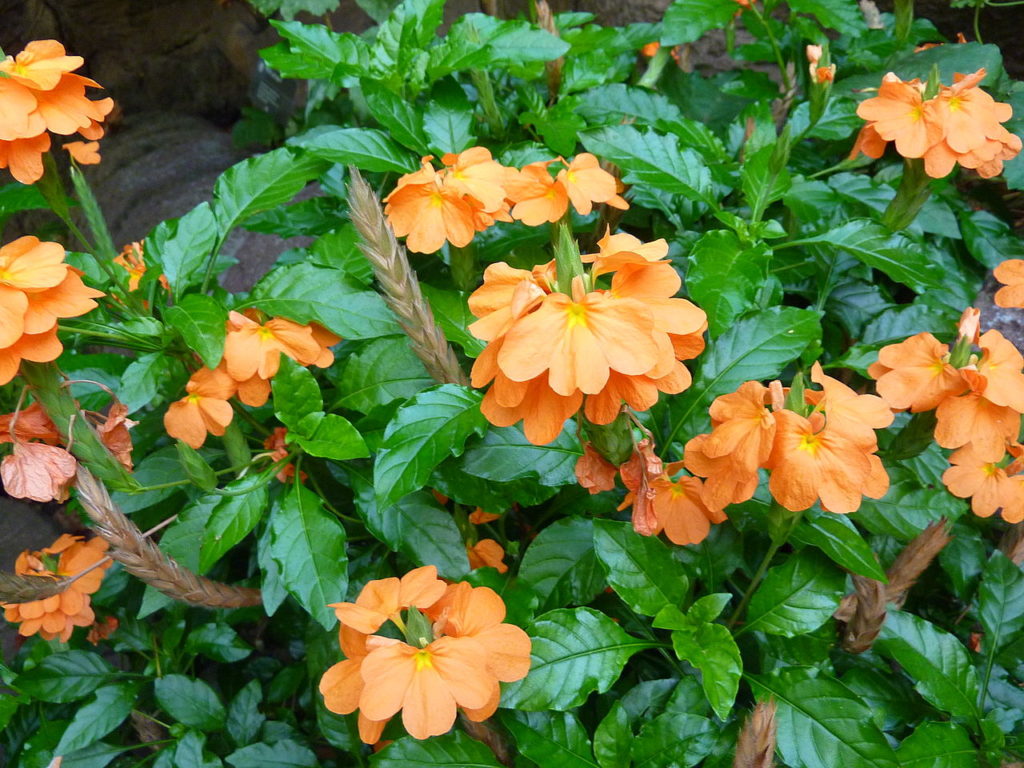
{"left": 75, "top": 468, "right": 261, "bottom": 608}
{"left": 734, "top": 700, "right": 777, "bottom": 768}
{"left": 998, "top": 523, "right": 1024, "bottom": 566}
{"left": 886, "top": 519, "right": 951, "bottom": 609}
{"left": 841, "top": 574, "right": 887, "bottom": 654}
{"left": 0, "top": 571, "right": 71, "bottom": 603}
{"left": 535, "top": 0, "right": 563, "bottom": 101}
{"left": 346, "top": 167, "right": 469, "bottom": 387}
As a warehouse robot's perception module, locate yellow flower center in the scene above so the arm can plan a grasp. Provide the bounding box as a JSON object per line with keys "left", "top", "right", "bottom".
{"left": 429, "top": 191, "right": 445, "bottom": 209}
{"left": 797, "top": 432, "right": 820, "bottom": 456}
{"left": 565, "top": 303, "right": 588, "bottom": 328}
{"left": 669, "top": 481, "right": 687, "bottom": 499}
{"left": 186, "top": 393, "right": 202, "bottom": 405}
{"left": 947, "top": 96, "right": 962, "bottom": 112}
{"left": 257, "top": 326, "right": 275, "bottom": 341}
{"left": 413, "top": 649, "right": 434, "bottom": 671}
{"left": 983, "top": 462, "right": 999, "bottom": 477}
{"left": 908, "top": 105, "right": 923, "bottom": 122}
{"left": 566, "top": 170, "right": 577, "bottom": 184}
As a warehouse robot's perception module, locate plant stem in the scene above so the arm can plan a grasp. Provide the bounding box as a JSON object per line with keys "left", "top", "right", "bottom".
{"left": 748, "top": 5, "right": 793, "bottom": 96}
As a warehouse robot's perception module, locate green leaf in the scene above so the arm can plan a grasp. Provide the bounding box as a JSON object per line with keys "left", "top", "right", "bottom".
{"left": 214, "top": 147, "right": 327, "bottom": 234}
{"left": 897, "top": 722, "right": 977, "bottom": 768}
{"left": 581, "top": 125, "right": 715, "bottom": 205}
{"left": 461, "top": 424, "right": 580, "bottom": 486}
{"left": 371, "top": 0, "right": 445, "bottom": 76}
{"left": 787, "top": 0, "right": 867, "bottom": 34}
{"left": 741, "top": 143, "right": 792, "bottom": 223}
{"left": 334, "top": 337, "right": 433, "bottom": 413}
{"left": 289, "top": 127, "right": 417, "bottom": 173}
{"left": 686, "top": 231, "right": 772, "bottom": 337}
{"left": 592, "top": 519, "right": 688, "bottom": 616}
{"left": 502, "top": 711, "right": 598, "bottom": 768}
{"left": 262, "top": 20, "right": 368, "bottom": 80}
{"left": 670, "top": 307, "right": 821, "bottom": 437}
{"left": 593, "top": 702, "right": 632, "bottom": 768}
{"left": 791, "top": 508, "right": 887, "bottom": 581}
{"left": 519, "top": 517, "right": 606, "bottom": 612}
{"left": 670, "top": 623, "right": 742, "bottom": 720}
{"left": 272, "top": 358, "right": 323, "bottom": 430}
{"left": 199, "top": 482, "right": 269, "bottom": 572}
{"left": 170, "top": 730, "right": 223, "bottom": 768}
{"left": 787, "top": 221, "right": 946, "bottom": 292}
{"left": 16, "top": 651, "right": 115, "bottom": 703}
{"left": 175, "top": 441, "right": 217, "bottom": 491}
{"left": 146, "top": 202, "right": 219, "bottom": 296}
{"left": 854, "top": 480, "right": 964, "bottom": 541}
{"left": 744, "top": 549, "right": 846, "bottom": 637}
{"left": 423, "top": 81, "right": 475, "bottom": 155}
{"left": 428, "top": 15, "right": 568, "bottom": 78}
{"left": 56, "top": 684, "right": 135, "bottom": 755}
{"left": 154, "top": 675, "right": 227, "bottom": 731}
{"left": 247, "top": 262, "right": 400, "bottom": 339}
{"left": 631, "top": 712, "right": 716, "bottom": 767}
{"left": 165, "top": 294, "right": 228, "bottom": 369}
{"left": 748, "top": 667, "right": 898, "bottom": 768}
{"left": 373, "top": 384, "right": 487, "bottom": 508}
{"left": 361, "top": 80, "right": 430, "bottom": 152}
{"left": 290, "top": 412, "right": 369, "bottom": 461}
{"left": 360, "top": 490, "right": 470, "bottom": 578}
{"left": 226, "top": 680, "right": 265, "bottom": 748}
{"left": 502, "top": 607, "right": 650, "bottom": 711}
{"left": 875, "top": 610, "right": 981, "bottom": 720}
{"left": 371, "top": 731, "right": 502, "bottom": 767}
{"left": 661, "top": 0, "right": 742, "bottom": 44}
{"left": 420, "top": 285, "right": 486, "bottom": 356}
{"left": 225, "top": 740, "right": 317, "bottom": 768}
{"left": 118, "top": 352, "right": 174, "bottom": 413}
{"left": 269, "top": 483, "right": 349, "bottom": 629}
{"left": 979, "top": 551, "right": 1024, "bottom": 657}
{"left": 185, "top": 623, "right": 253, "bottom": 663}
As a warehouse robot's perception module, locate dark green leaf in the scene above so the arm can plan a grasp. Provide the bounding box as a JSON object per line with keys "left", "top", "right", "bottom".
{"left": 374, "top": 384, "right": 487, "bottom": 508}
{"left": 247, "top": 263, "right": 400, "bottom": 339}
{"left": 290, "top": 413, "right": 369, "bottom": 460}
{"left": 16, "top": 651, "right": 115, "bottom": 703}
{"left": 592, "top": 519, "right": 688, "bottom": 616}
{"left": 854, "top": 480, "right": 964, "bottom": 541}
{"left": 155, "top": 675, "right": 226, "bottom": 731}
{"left": 661, "top": 0, "right": 742, "bottom": 44}
{"left": 749, "top": 667, "right": 898, "bottom": 768}
{"left": 170, "top": 730, "right": 223, "bottom": 768}
{"left": 423, "top": 83, "right": 475, "bottom": 155}
{"left": 334, "top": 337, "right": 433, "bottom": 413}
{"left": 146, "top": 202, "right": 218, "bottom": 296}
{"left": 461, "top": 424, "right": 580, "bottom": 486}
{"left": 165, "top": 294, "right": 227, "bottom": 369}
{"left": 741, "top": 144, "right": 792, "bottom": 222}
{"left": 55, "top": 685, "right": 134, "bottom": 755}
{"left": 290, "top": 127, "right": 417, "bottom": 173}
{"left": 979, "top": 551, "right": 1024, "bottom": 656}
{"left": 175, "top": 441, "right": 217, "bottom": 491}
{"left": 502, "top": 608, "right": 649, "bottom": 711}
{"left": 200, "top": 482, "right": 268, "bottom": 572}
{"left": 744, "top": 549, "right": 846, "bottom": 637}
{"left": 787, "top": 221, "right": 946, "bottom": 292}
{"left": 503, "top": 711, "right": 598, "bottom": 768}
{"left": 226, "top": 740, "right": 317, "bottom": 768}
{"left": 791, "top": 508, "right": 887, "bottom": 581}
{"left": 362, "top": 80, "right": 430, "bottom": 152}
{"left": 420, "top": 284, "right": 486, "bottom": 356}
{"left": 226, "top": 680, "right": 265, "bottom": 748}
{"left": 671, "top": 623, "right": 742, "bottom": 720}
{"left": 897, "top": 722, "right": 977, "bottom": 768}
{"left": 593, "top": 702, "right": 632, "bottom": 768}
{"left": 875, "top": 610, "right": 980, "bottom": 720}
{"left": 262, "top": 20, "right": 368, "bottom": 80}
{"left": 185, "top": 623, "right": 253, "bottom": 663}
{"left": 428, "top": 14, "right": 568, "bottom": 79}
{"left": 371, "top": 0, "right": 445, "bottom": 75}
{"left": 631, "top": 712, "right": 715, "bottom": 767}
{"left": 787, "top": 0, "right": 866, "bottom": 34}
{"left": 118, "top": 352, "right": 174, "bottom": 413}
{"left": 581, "top": 125, "right": 715, "bottom": 205}
{"left": 686, "top": 231, "right": 772, "bottom": 337}
{"left": 214, "top": 148, "right": 327, "bottom": 234}
{"left": 371, "top": 731, "right": 502, "bottom": 767}
{"left": 271, "top": 357, "right": 323, "bottom": 432}
{"left": 269, "top": 483, "right": 348, "bottom": 629}
{"left": 519, "top": 517, "right": 605, "bottom": 612}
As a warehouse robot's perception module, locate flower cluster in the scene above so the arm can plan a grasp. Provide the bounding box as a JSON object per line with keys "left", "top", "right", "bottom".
{"left": 319, "top": 566, "right": 530, "bottom": 743}
{"left": 684, "top": 364, "right": 893, "bottom": 515}
{"left": 870, "top": 309, "right": 1024, "bottom": 521}
{"left": 1, "top": 401, "right": 135, "bottom": 502}
{"left": 164, "top": 310, "right": 339, "bottom": 448}
{"left": 806, "top": 45, "right": 835, "bottom": 84}
{"left": 468, "top": 231, "right": 707, "bottom": 444}
{"left": 385, "top": 148, "right": 626, "bottom": 254}
{"left": 2, "top": 534, "right": 112, "bottom": 642}
{"left": 0, "top": 40, "right": 113, "bottom": 184}
{"left": 851, "top": 68, "right": 1021, "bottom": 178}
{"left": 994, "top": 259, "right": 1024, "bottom": 309}
{"left": 0, "top": 236, "right": 104, "bottom": 386}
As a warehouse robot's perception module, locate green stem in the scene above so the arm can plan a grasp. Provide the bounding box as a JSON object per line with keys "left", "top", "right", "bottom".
{"left": 881, "top": 158, "right": 932, "bottom": 232}
{"left": 972, "top": 2, "right": 984, "bottom": 43}
{"left": 748, "top": 5, "right": 793, "bottom": 96}
{"left": 449, "top": 243, "right": 477, "bottom": 292}
{"left": 469, "top": 69, "right": 504, "bottom": 137}
{"left": 637, "top": 47, "right": 671, "bottom": 89}
{"left": 894, "top": 0, "right": 914, "bottom": 41}
{"left": 552, "top": 219, "right": 584, "bottom": 295}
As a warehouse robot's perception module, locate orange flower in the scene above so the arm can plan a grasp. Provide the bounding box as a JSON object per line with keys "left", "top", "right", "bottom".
{"left": 0, "top": 441, "right": 77, "bottom": 502}
{"left": 995, "top": 259, "right": 1024, "bottom": 309}
{"left": 855, "top": 74, "right": 941, "bottom": 159}
{"left": 640, "top": 42, "right": 660, "bottom": 57}
{"left": 163, "top": 366, "right": 237, "bottom": 449}
{"left": 263, "top": 426, "right": 305, "bottom": 483}
{"left": 467, "top": 539, "right": 508, "bottom": 573}
{"left": 113, "top": 242, "right": 146, "bottom": 291}
{"left": 63, "top": 140, "right": 100, "bottom": 164}
{"left": 505, "top": 155, "right": 627, "bottom": 225}
{"left": 942, "top": 442, "right": 1009, "bottom": 517}
{"left": 2, "top": 534, "right": 111, "bottom": 642}
{"left": 869, "top": 332, "right": 965, "bottom": 412}
{"left": 556, "top": 154, "right": 628, "bottom": 215}
{"left": 0, "top": 328, "right": 64, "bottom": 386}
{"left": 321, "top": 573, "right": 530, "bottom": 743}
{"left": 86, "top": 615, "right": 119, "bottom": 645}
{"left": 468, "top": 508, "right": 500, "bottom": 524}
{"left": 805, "top": 45, "right": 835, "bottom": 83}
{"left": 650, "top": 470, "right": 726, "bottom": 546}
{"left": 575, "top": 443, "right": 618, "bottom": 494}
{"left": 0, "top": 401, "right": 60, "bottom": 444}
{"left": 223, "top": 310, "right": 324, "bottom": 381}
{"left": 0, "top": 41, "right": 113, "bottom": 184}
{"left": 806, "top": 362, "right": 893, "bottom": 447}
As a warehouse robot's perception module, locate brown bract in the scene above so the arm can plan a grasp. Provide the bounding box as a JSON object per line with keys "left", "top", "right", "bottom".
{"left": 0, "top": 441, "right": 77, "bottom": 502}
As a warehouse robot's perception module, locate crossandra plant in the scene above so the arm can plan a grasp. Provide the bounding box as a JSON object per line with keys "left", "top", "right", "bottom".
{"left": 0, "top": 0, "right": 1023, "bottom": 765}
